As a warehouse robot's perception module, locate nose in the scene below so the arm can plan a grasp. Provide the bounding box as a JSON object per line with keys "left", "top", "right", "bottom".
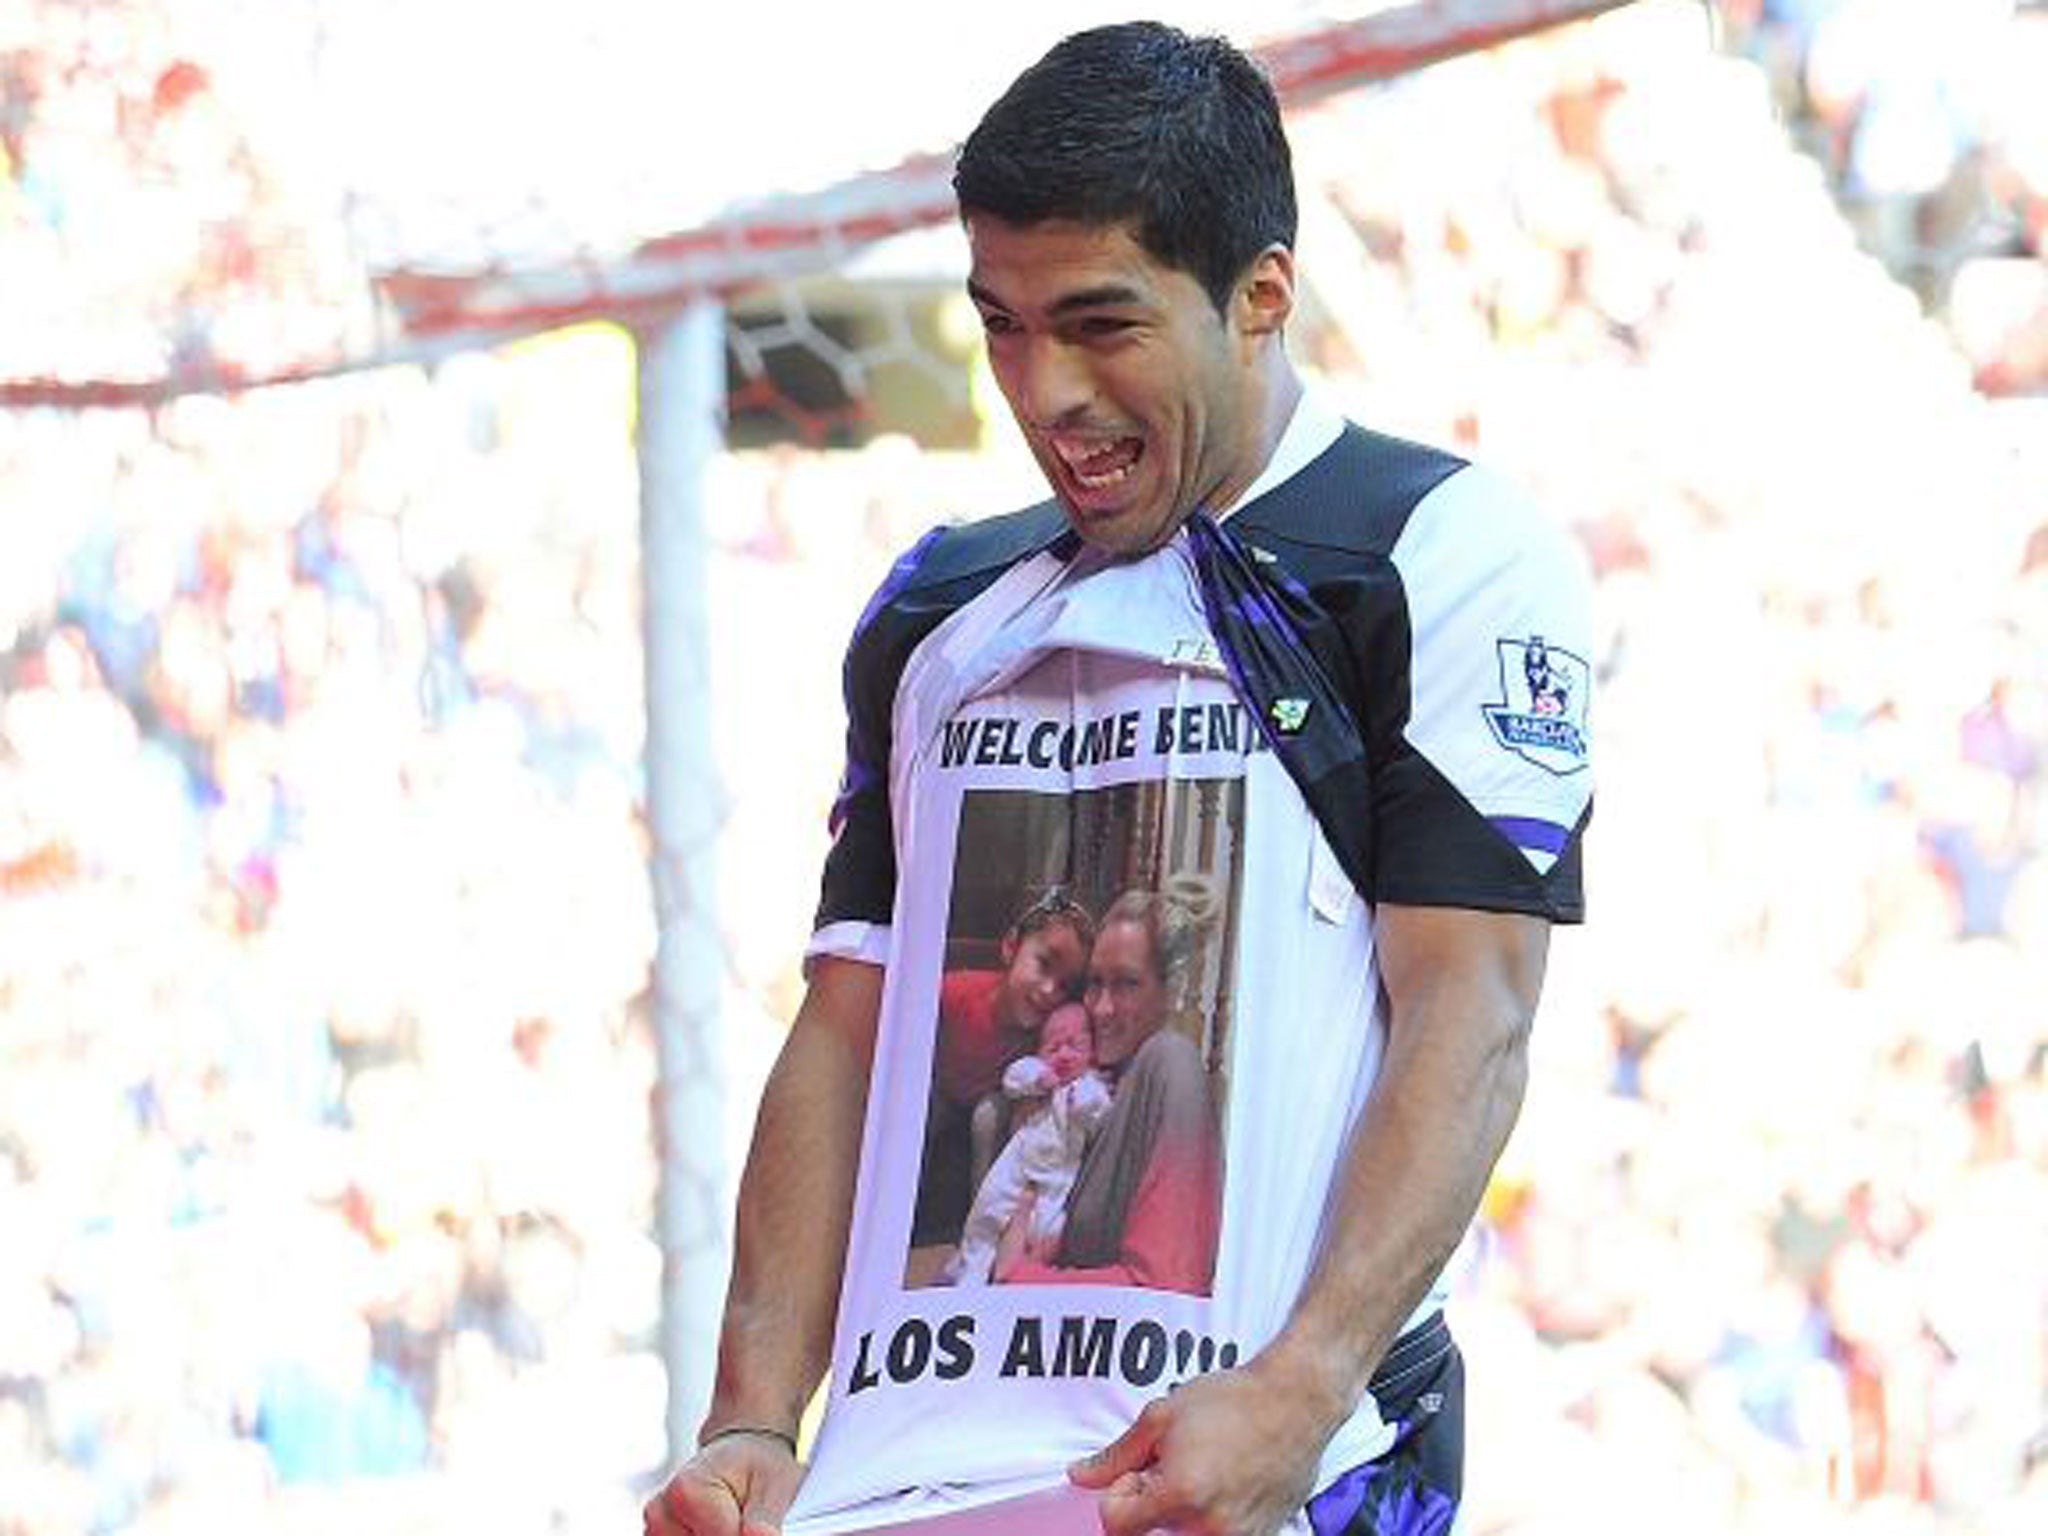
{"left": 1007, "top": 336, "right": 1092, "bottom": 429}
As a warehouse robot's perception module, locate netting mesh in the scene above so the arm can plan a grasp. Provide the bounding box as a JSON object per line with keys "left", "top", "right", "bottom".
{"left": 6, "top": 0, "right": 2048, "bottom": 1533}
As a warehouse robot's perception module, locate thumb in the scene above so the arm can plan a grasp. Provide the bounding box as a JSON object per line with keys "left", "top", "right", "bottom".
{"left": 738, "top": 1462, "right": 799, "bottom": 1536}
{"left": 1068, "top": 1400, "right": 1167, "bottom": 1489}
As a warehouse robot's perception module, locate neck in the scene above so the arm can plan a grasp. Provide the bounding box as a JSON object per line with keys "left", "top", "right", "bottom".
{"left": 1260, "top": 350, "right": 1305, "bottom": 453}
{"left": 1211, "top": 348, "right": 1303, "bottom": 518}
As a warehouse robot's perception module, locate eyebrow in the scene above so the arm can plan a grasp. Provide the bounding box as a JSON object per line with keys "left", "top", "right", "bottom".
{"left": 966, "top": 280, "right": 1150, "bottom": 317}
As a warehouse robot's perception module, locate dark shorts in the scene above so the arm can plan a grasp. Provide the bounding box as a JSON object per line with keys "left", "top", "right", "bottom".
{"left": 1304, "top": 1312, "right": 1464, "bottom": 1536}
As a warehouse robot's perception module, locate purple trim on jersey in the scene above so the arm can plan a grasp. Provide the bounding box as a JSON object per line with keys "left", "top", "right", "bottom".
{"left": 1306, "top": 1314, "right": 1461, "bottom": 1536}
{"left": 828, "top": 754, "right": 881, "bottom": 838}
{"left": 1489, "top": 815, "right": 1570, "bottom": 855}
{"left": 1184, "top": 511, "right": 1354, "bottom": 777}
{"left": 827, "top": 525, "right": 948, "bottom": 836}
{"left": 1307, "top": 1459, "right": 1456, "bottom": 1536}
{"left": 853, "top": 524, "right": 949, "bottom": 639}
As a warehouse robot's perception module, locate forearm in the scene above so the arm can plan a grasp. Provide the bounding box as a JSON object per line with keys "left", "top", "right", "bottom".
{"left": 1256, "top": 907, "right": 1547, "bottom": 1428}
{"left": 704, "top": 957, "right": 881, "bottom": 1440}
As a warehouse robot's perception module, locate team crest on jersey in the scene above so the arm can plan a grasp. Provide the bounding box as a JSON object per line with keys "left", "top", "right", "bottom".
{"left": 1483, "top": 635, "right": 1589, "bottom": 775}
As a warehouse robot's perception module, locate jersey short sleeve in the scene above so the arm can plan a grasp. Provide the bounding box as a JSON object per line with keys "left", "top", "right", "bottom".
{"left": 807, "top": 504, "right": 1073, "bottom": 957}
{"left": 1372, "top": 463, "right": 1593, "bottom": 919}
{"left": 811, "top": 528, "right": 949, "bottom": 948}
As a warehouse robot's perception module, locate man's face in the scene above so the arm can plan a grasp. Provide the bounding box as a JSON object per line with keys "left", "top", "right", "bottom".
{"left": 964, "top": 214, "right": 1276, "bottom": 556}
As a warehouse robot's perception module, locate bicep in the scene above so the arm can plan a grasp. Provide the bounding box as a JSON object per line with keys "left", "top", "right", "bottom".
{"left": 786, "top": 954, "right": 884, "bottom": 1071}
{"left": 733, "top": 956, "right": 881, "bottom": 1246}
{"left": 1373, "top": 904, "right": 1549, "bottom": 1056}
{"left": 746, "top": 956, "right": 882, "bottom": 1154}
{"left": 1359, "top": 906, "right": 1550, "bottom": 1219}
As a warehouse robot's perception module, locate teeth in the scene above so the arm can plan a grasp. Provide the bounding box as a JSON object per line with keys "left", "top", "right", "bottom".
{"left": 1053, "top": 435, "right": 1140, "bottom": 490}
{"left": 1054, "top": 440, "right": 1114, "bottom": 466}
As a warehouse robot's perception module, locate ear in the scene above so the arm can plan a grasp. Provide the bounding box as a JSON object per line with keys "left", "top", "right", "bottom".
{"left": 1235, "top": 244, "right": 1296, "bottom": 338}
{"left": 1000, "top": 930, "right": 1021, "bottom": 968}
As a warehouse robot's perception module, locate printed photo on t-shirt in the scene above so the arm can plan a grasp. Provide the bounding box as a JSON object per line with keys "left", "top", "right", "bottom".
{"left": 905, "top": 777, "right": 1243, "bottom": 1296}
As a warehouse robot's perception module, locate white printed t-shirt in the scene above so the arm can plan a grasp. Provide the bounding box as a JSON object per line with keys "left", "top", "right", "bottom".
{"left": 790, "top": 392, "right": 1593, "bottom": 1533}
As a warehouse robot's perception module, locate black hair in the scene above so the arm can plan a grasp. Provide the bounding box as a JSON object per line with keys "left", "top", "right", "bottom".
{"left": 952, "top": 20, "right": 1297, "bottom": 313}
{"left": 1007, "top": 885, "right": 1096, "bottom": 951}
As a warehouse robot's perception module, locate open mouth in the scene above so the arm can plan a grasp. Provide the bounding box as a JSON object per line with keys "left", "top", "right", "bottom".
{"left": 1052, "top": 435, "right": 1145, "bottom": 493}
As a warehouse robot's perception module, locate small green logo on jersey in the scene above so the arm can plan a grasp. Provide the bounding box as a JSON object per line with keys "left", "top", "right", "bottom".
{"left": 1269, "top": 697, "right": 1311, "bottom": 735}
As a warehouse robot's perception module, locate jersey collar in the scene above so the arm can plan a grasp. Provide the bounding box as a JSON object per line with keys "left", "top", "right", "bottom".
{"left": 1215, "top": 386, "right": 1347, "bottom": 524}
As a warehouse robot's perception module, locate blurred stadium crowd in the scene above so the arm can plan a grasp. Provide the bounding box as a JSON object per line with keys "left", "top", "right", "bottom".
{"left": 1721, "top": 0, "right": 2048, "bottom": 390}
{"left": 2, "top": 2, "right": 2045, "bottom": 1534}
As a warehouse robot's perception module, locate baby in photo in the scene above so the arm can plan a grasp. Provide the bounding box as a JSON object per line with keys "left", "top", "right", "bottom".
{"left": 943, "top": 1003, "right": 1111, "bottom": 1286}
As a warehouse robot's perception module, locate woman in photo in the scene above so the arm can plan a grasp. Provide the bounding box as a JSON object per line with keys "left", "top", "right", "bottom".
{"left": 994, "top": 877, "right": 1224, "bottom": 1295}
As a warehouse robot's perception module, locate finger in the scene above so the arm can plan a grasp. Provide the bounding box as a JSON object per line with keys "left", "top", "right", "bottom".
{"left": 1094, "top": 1466, "right": 1180, "bottom": 1536}
{"left": 647, "top": 1471, "right": 743, "bottom": 1536}
{"left": 1069, "top": 1399, "right": 1169, "bottom": 1488}
{"left": 739, "top": 1465, "right": 799, "bottom": 1536}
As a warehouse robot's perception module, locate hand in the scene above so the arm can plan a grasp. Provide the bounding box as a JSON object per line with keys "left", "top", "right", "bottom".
{"left": 990, "top": 1191, "right": 1051, "bottom": 1281}
{"left": 1068, "top": 1359, "right": 1339, "bottom": 1536}
{"left": 1008, "top": 1058, "right": 1056, "bottom": 1096}
{"left": 643, "top": 1430, "right": 802, "bottom": 1536}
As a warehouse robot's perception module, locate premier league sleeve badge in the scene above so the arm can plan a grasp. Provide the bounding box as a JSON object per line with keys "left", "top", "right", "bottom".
{"left": 1482, "top": 635, "right": 1591, "bottom": 776}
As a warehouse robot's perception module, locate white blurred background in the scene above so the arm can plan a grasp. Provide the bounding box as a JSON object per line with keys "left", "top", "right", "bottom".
{"left": 2, "top": 1, "right": 2046, "bottom": 1532}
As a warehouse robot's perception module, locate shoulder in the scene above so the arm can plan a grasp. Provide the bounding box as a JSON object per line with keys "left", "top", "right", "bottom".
{"left": 1231, "top": 421, "right": 1468, "bottom": 565}
{"left": 1242, "top": 428, "right": 1587, "bottom": 635}
{"left": 1131, "top": 1026, "right": 1205, "bottom": 1083}
{"left": 941, "top": 969, "right": 1000, "bottom": 1013}
{"left": 1390, "top": 460, "right": 1594, "bottom": 670}
{"left": 842, "top": 498, "right": 1071, "bottom": 687}
{"left": 903, "top": 500, "right": 1072, "bottom": 591}
{"left": 1393, "top": 460, "right": 1581, "bottom": 580}
{"left": 868, "top": 499, "right": 1070, "bottom": 616}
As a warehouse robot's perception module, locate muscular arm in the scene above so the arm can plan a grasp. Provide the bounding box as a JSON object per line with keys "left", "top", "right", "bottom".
{"left": 707, "top": 954, "right": 882, "bottom": 1437}
{"left": 646, "top": 955, "right": 881, "bottom": 1536}
{"left": 1078, "top": 905, "right": 1549, "bottom": 1536}
{"left": 1260, "top": 903, "right": 1547, "bottom": 1414}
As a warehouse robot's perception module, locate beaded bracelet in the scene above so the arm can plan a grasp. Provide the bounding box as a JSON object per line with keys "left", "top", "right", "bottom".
{"left": 700, "top": 1424, "right": 800, "bottom": 1458}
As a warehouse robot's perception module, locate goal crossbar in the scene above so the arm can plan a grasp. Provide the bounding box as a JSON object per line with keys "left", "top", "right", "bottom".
{"left": 0, "top": 0, "right": 1637, "bottom": 407}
